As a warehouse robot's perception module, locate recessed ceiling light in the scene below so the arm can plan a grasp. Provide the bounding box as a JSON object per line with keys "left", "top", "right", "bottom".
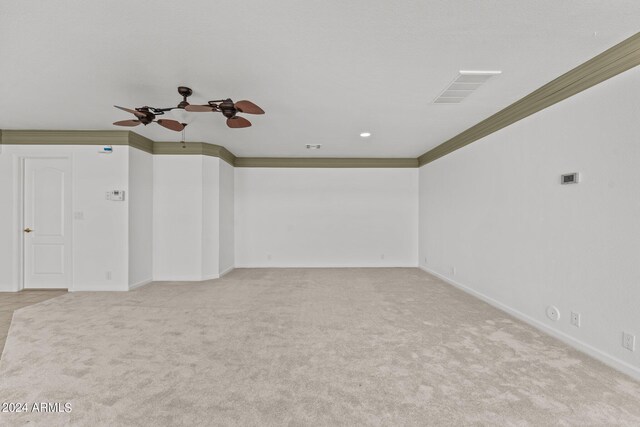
{"left": 306, "top": 144, "right": 321, "bottom": 149}
{"left": 360, "top": 132, "right": 371, "bottom": 138}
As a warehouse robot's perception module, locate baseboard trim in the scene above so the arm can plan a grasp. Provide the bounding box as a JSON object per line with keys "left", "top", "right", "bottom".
{"left": 0, "top": 288, "right": 65, "bottom": 293}
{"left": 68, "top": 285, "right": 129, "bottom": 292}
{"left": 219, "top": 266, "right": 235, "bottom": 277}
{"left": 153, "top": 275, "right": 218, "bottom": 282}
{"left": 152, "top": 271, "right": 233, "bottom": 282}
{"left": 129, "top": 279, "right": 152, "bottom": 291}
{"left": 419, "top": 266, "right": 640, "bottom": 381}
{"left": 234, "top": 264, "right": 419, "bottom": 269}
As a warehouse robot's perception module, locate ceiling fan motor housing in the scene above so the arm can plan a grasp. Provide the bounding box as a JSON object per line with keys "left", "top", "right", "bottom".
{"left": 220, "top": 99, "right": 237, "bottom": 118}
{"left": 137, "top": 108, "right": 155, "bottom": 125}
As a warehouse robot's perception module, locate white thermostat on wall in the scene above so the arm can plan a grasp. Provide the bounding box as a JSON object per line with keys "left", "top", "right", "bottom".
{"left": 99, "top": 145, "right": 113, "bottom": 154}
{"left": 560, "top": 172, "right": 579, "bottom": 185}
{"left": 106, "top": 190, "right": 125, "bottom": 201}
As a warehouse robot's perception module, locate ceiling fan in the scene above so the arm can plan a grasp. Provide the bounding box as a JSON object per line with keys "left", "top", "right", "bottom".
{"left": 113, "top": 86, "right": 264, "bottom": 131}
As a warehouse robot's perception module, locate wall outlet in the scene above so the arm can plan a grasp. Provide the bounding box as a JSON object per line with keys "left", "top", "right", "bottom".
{"left": 105, "top": 271, "right": 112, "bottom": 280}
{"left": 546, "top": 306, "right": 560, "bottom": 321}
{"left": 623, "top": 332, "right": 636, "bottom": 351}
{"left": 267, "top": 254, "right": 272, "bottom": 261}
{"left": 450, "top": 266, "right": 456, "bottom": 276}
{"left": 424, "top": 257, "right": 427, "bottom": 265}
{"left": 380, "top": 254, "right": 385, "bottom": 260}
{"left": 570, "top": 311, "right": 581, "bottom": 327}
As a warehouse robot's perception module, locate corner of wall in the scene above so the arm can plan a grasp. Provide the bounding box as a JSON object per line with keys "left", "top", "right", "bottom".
{"left": 128, "top": 146, "right": 154, "bottom": 289}
{"left": 218, "top": 159, "right": 235, "bottom": 276}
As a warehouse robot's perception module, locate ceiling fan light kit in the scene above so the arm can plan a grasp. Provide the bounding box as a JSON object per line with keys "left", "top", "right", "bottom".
{"left": 113, "top": 86, "right": 264, "bottom": 132}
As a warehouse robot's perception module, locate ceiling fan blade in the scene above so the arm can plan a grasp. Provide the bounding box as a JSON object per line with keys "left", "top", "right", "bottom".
{"left": 227, "top": 116, "right": 252, "bottom": 128}
{"left": 114, "top": 105, "right": 147, "bottom": 118}
{"left": 234, "top": 100, "right": 264, "bottom": 115}
{"left": 185, "top": 104, "right": 216, "bottom": 112}
{"left": 156, "top": 119, "right": 186, "bottom": 131}
{"left": 113, "top": 119, "right": 141, "bottom": 127}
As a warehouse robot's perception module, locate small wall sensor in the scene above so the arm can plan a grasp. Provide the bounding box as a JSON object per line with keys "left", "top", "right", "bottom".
{"left": 561, "top": 172, "right": 579, "bottom": 185}
{"left": 99, "top": 145, "right": 113, "bottom": 154}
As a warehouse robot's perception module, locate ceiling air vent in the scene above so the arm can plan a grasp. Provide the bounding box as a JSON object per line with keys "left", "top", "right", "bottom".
{"left": 433, "top": 70, "right": 501, "bottom": 104}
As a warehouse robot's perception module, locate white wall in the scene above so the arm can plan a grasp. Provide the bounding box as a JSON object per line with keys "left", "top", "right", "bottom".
{"left": 418, "top": 67, "right": 640, "bottom": 378}
{"left": 201, "top": 156, "right": 220, "bottom": 279}
{"left": 153, "top": 155, "right": 233, "bottom": 280}
{"left": 153, "top": 155, "right": 203, "bottom": 281}
{"left": 1, "top": 147, "right": 417, "bottom": 289}
{"left": 128, "top": 147, "right": 153, "bottom": 289}
{"left": 0, "top": 146, "right": 16, "bottom": 291}
{"left": 235, "top": 168, "right": 418, "bottom": 267}
{"left": 0, "top": 144, "right": 130, "bottom": 292}
{"left": 219, "top": 159, "right": 235, "bottom": 275}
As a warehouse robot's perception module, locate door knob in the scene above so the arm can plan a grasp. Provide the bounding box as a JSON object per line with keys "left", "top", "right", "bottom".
{"left": 23, "top": 228, "right": 33, "bottom": 233}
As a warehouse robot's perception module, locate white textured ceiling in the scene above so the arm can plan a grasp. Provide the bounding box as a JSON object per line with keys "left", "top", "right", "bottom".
{"left": 1, "top": 1, "right": 638, "bottom": 157}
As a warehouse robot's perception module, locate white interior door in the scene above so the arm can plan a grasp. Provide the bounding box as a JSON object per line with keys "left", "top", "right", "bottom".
{"left": 23, "top": 158, "right": 72, "bottom": 289}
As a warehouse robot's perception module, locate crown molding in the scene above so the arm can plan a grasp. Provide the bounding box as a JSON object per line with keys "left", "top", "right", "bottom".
{"left": 0, "top": 129, "right": 131, "bottom": 145}
{"left": 234, "top": 157, "right": 418, "bottom": 168}
{"left": 152, "top": 141, "right": 208, "bottom": 155}
{"left": 0, "top": 133, "right": 413, "bottom": 168}
{"left": 0, "top": 129, "right": 155, "bottom": 154}
{"left": 203, "top": 144, "right": 237, "bottom": 166}
{"left": 153, "top": 141, "right": 237, "bottom": 166}
{"left": 418, "top": 31, "right": 640, "bottom": 166}
{"left": 127, "top": 132, "right": 154, "bottom": 154}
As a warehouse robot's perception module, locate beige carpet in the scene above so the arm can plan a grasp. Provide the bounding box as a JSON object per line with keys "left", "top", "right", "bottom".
{"left": 0, "top": 268, "right": 639, "bottom": 426}
{"left": 0, "top": 290, "right": 67, "bottom": 355}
